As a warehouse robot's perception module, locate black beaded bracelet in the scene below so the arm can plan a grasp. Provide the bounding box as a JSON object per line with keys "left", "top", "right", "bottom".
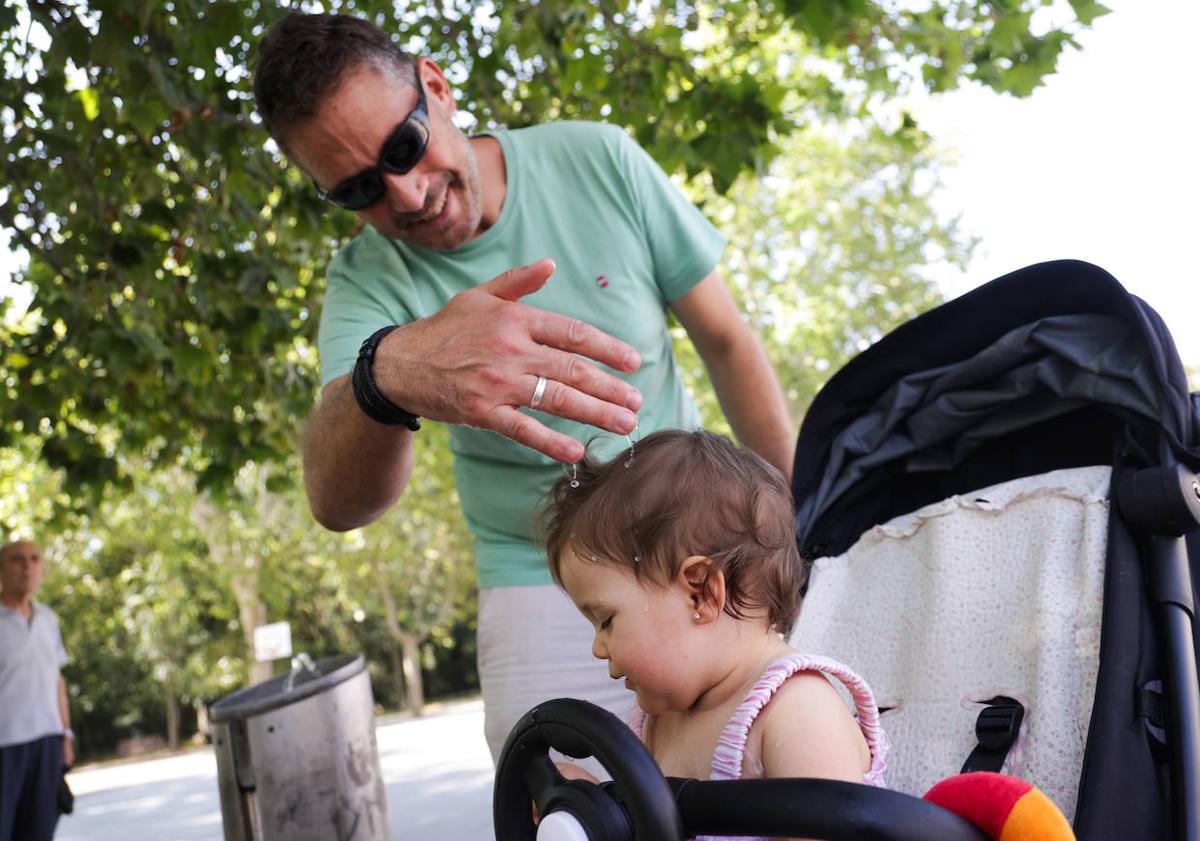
{"left": 350, "top": 325, "right": 422, "bottom": 431}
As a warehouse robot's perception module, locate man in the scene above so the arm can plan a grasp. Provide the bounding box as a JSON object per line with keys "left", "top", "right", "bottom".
{"left": 0, "top": 540, "right": 73, "bottom": 841}
{"left": 253, "top": 12, "right": 794, "bottom": 759}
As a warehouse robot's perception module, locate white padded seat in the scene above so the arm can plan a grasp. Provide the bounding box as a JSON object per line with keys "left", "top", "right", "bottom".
{"left": 791, "top": 465, "right": 1111, "bottom": 820}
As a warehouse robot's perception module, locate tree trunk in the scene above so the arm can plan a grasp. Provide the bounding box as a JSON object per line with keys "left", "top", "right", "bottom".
{"left": 195, "top": 700, "right": 210, "bottom": 742}
{"left": 388, "top": 645, "right": 406, "bottom": 709}
{"left": 166, "top": 692, "right": 180, "bottom": 751}
{"left": 400, "top": 634, "right": 424, "bottom": 716}
{"left": 231, "top": 566, "right": 271, "bottom": 685}
{"left": 370, "top": 555, "right": 426, "bottom": 716}
{"left": 191, "top": 497, "right": 271, "bottom": 686}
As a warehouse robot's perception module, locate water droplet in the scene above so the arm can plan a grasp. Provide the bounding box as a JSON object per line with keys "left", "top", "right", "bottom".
{"left": 623, "top": 417, "right": 641, "bottom": 467}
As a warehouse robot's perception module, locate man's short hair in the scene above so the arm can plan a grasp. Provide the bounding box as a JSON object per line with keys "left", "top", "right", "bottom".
{"left": 253, "top": 12, "right": 416, "bottom": 150}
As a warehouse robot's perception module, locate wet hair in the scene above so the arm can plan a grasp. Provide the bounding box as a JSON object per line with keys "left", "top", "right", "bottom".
{"left": 253, "top": 12, "right": 417, "bottom": 151}
{"left": 541, "top": 430, "right": 807, "bottom": 637}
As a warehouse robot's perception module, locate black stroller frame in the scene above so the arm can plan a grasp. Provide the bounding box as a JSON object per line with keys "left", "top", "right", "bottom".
{"left": 1117, "top": 455, "right": 1200, "bottom": 839}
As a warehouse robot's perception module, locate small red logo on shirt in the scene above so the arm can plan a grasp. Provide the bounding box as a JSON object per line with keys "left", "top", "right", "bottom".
{"left": 596, "top": 274, "right": 608, "bottom": 288}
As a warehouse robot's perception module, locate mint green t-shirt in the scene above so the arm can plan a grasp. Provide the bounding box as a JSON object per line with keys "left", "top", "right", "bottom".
{"left": 319, "top": 121, "right": 725, "bottom": 587}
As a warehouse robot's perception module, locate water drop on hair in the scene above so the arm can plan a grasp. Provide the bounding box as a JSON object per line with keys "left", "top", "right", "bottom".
{"left": 623, "top": 417, "right": 640, "bottom": 467}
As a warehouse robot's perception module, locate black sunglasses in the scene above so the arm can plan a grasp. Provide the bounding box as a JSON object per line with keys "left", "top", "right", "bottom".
{"left": 315, "top": 76, "right": 431, "bottom": 211}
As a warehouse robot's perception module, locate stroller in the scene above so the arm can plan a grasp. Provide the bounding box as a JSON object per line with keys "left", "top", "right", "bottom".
{"left": 493, "top": 260, "right": 1200, "bottom": 840}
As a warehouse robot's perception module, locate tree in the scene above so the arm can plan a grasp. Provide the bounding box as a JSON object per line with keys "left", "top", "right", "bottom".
{"left": 676, "top": 120, "right": 972, "bottom": 429}
{"left": 0, "top": 0, "right": 1108, "bottom": 495}
{"left": 0, "top": 0, "right": 1103, "bottom": 756}
{"left": 91, "top": 467, "right": 243, "bottom": 749}
{"left": 336, "top": 423, "right": 476, "bottom": 716}
{"left": 189, "top": 459, "right": 361, "bottom": 686}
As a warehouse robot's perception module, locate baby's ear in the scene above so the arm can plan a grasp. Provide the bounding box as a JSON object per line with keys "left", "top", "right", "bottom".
{"left": 677, "top": 555, "right": 726, "bottom": 619}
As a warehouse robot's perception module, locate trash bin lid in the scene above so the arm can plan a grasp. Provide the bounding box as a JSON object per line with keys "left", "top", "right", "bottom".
{"left": 210, "top": 653, "right": 365, "bottom": 723}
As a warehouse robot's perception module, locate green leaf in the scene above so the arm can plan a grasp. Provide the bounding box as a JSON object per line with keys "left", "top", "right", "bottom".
{"left": 77, "top": 87, "right": 101, "bottom": 121}
{"left": 1068, "top": 0, "right": 1112, "bottom": 27}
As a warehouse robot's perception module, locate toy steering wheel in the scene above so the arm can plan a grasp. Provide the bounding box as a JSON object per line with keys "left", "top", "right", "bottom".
{"left": 494, "top": 698, "right": 990, "bottom": 841}
{"left": 493, "top": 697, "right": 684, "bottom": 841}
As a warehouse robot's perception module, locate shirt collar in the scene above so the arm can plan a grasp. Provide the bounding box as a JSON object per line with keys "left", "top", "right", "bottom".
{"left": 0, "top": 600, "right": 41, "bottom": 621}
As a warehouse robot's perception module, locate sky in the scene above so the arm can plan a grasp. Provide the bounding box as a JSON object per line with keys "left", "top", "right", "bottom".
{"left": 2, "top": 0, "right": 1198, "bottom": 363}
{"left": 910, "top": 0, "right": 1200, "bottom": 366}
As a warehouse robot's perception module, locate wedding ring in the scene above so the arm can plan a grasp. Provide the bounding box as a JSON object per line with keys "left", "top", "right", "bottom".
{"left": 530, "top": 375, "right": 548, "bottom": 409}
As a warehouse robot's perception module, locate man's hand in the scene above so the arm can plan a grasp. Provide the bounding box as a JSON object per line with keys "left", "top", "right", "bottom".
{"left": 372, "top": 258, "right": 643, "bottom": 463}
{"left": 63, "top": 733, "right": 75, "bottom": 769}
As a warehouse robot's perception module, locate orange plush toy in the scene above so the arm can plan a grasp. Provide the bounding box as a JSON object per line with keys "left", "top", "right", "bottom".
{"left": 924, "top": 772, "right": 1075, "bottom": 841}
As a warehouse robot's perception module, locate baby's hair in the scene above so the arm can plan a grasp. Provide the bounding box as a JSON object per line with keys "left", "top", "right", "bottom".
{"left": 541, "top": 429, "right": 806, "bottom": 637}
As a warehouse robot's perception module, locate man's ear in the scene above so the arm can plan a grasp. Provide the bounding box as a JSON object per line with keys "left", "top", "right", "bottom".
{"left": 677, "top": 555, "right": 726, "bottom": 622}
{"left": 416, "top": 56, "right": 457, "bottom": 116}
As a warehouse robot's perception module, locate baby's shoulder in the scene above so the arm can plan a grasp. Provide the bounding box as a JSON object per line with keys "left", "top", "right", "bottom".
{"left": 753, "top": 654, "right": 866, "bottom": 741}
{"left": 753, "top": 666, "right": 871, "bottom": 779}
{"left": 760, "top": 668, "right": 851, "bottom": 722}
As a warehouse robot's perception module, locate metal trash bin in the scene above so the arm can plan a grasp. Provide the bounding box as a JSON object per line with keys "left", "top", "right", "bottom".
{"left": 210, "top": 653, "right": 391, "bottom": 841}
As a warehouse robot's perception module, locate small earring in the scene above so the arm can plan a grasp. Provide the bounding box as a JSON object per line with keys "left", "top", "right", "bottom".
{"left": 693, "top": 612, "right": 701, "bottom": 621}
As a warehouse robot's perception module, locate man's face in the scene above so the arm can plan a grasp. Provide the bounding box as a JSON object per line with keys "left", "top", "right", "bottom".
{"left": 0, "top": 541, "right": 45, "bottom": 600}
{"left": 286, "top": 60, "right": 484, "bottom": 251}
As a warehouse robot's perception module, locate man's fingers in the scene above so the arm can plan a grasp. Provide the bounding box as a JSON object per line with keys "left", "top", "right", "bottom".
{"left": 532, "top": 353, "right": 642, "bottom": 414}
{"left": 523, "top": 375, "right": 639, "bottom": 435}
{"left": 528, "top": 311, "right": 642, "bottom": 375}
{"left": 483, "top": 258, "right": 557, "bottom": 303}
{"left": 490, "top": 407, "right": 586, "bottom": 464}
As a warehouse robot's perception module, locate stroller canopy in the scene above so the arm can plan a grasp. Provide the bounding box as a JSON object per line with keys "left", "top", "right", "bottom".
{"left": 792, "top": 259, "right": 1200, "bottom": 559}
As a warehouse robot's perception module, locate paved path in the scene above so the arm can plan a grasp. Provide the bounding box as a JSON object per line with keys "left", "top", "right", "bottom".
{"left": 56, "top": 698, "right": 495, "bottom": 841}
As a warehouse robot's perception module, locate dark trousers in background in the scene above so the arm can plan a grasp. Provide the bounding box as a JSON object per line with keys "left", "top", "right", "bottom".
{"left": 0, "top": 735, "right": 64, "bottom": 841}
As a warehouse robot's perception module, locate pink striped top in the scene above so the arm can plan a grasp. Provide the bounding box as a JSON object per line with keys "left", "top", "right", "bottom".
{"left": 628, "top": 652, "right": 889, "bottom": 841}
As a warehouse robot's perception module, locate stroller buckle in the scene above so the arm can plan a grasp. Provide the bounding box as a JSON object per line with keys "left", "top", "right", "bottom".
{"left": 975, "top": 697, "right": 1025, "bottom": 751}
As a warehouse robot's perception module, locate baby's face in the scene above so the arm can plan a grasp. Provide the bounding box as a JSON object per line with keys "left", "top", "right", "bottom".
{"left": 558, "top": 551, "right": 702, "bottom": 715}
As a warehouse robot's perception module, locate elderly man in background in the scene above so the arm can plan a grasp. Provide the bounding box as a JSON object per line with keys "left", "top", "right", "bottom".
{"left": 0, "top": 540, "right": 73, "bottom": 841}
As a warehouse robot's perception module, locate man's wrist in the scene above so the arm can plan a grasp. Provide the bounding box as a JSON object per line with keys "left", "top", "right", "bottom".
{"left": 351, "top": 326, "right": 422, "bottom": 431}
{"left": 64, "top": 728, "right": 74, "bottom": 740}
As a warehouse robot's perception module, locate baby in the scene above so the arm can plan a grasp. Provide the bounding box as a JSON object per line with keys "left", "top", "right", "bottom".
{"left": 541, "top": 429, "right": 887, "bottom": 806}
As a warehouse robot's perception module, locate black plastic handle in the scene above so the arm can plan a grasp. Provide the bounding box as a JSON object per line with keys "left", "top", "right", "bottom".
{"left": 495, "top": 697, "right": 991, "bottom": 841}
{"left": 494, "top": 698, "right": 684, "bottom": 841}
{"left": 670, "top": 777, "right": 989, "bottom": 841}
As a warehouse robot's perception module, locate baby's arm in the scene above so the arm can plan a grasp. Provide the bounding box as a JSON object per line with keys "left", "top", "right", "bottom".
{"left": 756, "top": 671, "right": 871, "bottom": 783}
{"left": 754, "top": 673, "right": 872, "bottom": 841}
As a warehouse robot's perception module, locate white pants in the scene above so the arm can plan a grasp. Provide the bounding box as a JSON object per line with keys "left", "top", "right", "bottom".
{"left": 477, "top": 584, "right": 637, "bottom": 765}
